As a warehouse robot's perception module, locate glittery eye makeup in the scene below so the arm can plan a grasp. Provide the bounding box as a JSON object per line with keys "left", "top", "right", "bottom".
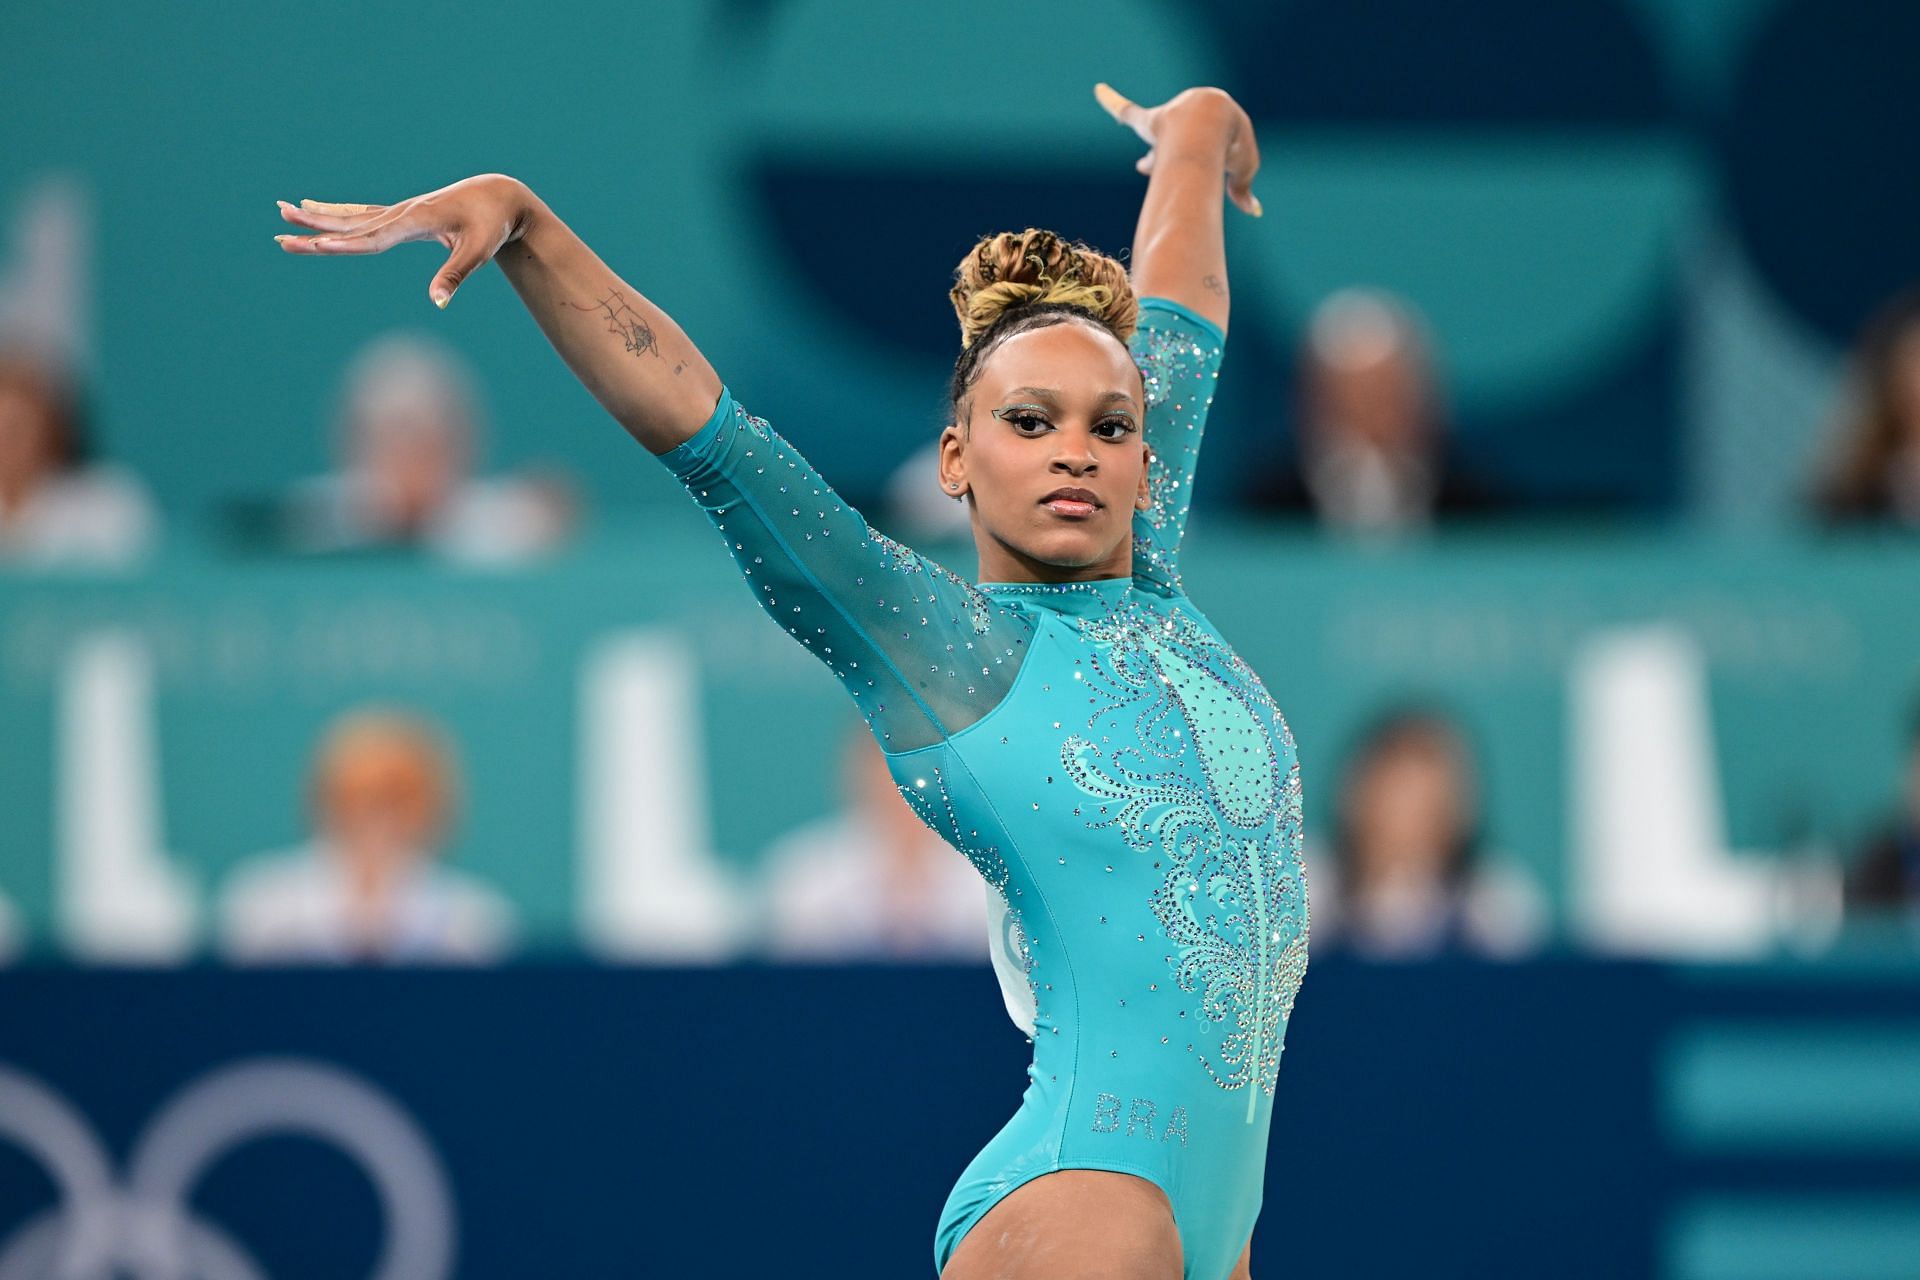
{"left": 991, "top": 404, "right": 1140, "bottom": 439}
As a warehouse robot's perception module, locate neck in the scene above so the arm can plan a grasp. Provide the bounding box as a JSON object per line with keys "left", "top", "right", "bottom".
{"left": 971, "top": 529, "right": 1131, "bottom": 585}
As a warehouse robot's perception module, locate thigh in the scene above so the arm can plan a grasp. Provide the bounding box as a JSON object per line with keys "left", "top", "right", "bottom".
{"left": 941, "top": 1169, "right": 1182, "bottom": 1280}
{"left": 1227, "top": 1236, "right": 1252, "bottom": 1279}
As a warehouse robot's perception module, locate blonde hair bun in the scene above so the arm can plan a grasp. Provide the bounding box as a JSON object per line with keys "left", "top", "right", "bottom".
{"left": 950, "top": 228, "right": 1138, "bottom": 349}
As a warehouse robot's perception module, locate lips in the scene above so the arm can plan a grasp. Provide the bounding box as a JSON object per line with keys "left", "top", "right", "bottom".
{"left": 1040, "top": 486, "right": 1102, "bottom": 519}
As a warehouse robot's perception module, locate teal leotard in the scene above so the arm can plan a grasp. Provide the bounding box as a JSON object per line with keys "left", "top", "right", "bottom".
{"left": 661, "top": 297, "right": 1308, "bottom": 1280}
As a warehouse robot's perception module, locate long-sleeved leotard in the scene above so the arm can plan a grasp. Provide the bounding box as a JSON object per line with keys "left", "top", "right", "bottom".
{"left": 660, "top": 298, "right": 1307, "bottom": 1280}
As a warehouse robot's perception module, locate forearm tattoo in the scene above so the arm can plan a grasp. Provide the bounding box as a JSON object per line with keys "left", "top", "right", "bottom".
{"left": 569, "top": 288, "right": 676, "bottom": 368}
{"left": 1203, "top": 273, "right": 1227, "bottom": 297}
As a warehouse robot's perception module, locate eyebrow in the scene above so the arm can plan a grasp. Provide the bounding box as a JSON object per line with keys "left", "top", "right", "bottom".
{"left": 1001, "top": 387, "right": 1140, "bottom": 411}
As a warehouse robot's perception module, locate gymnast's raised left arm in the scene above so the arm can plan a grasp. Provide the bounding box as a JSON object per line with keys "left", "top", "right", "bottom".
{"left": 1097, "top": 83, "right": 1262, "bottom": 336}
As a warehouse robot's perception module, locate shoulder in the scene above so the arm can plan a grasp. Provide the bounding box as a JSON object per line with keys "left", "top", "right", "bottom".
{"left": 15, "top": 467, "right": 156, "bottom": 563}
{"left": 217, "top": 847, "right": 334, "bottom": 957}
{"left": 221, "top": 846, "right": 326, "bottom": 903}
{"left": 1460, "top": 858, "right": 1551, "bottom": 957}
{"left": 220, "top": 844, "right": 322, "bottom": 898}
{"left": 434, "top": 478, "right": 569, "bottom": 564}
{"left": 427, "top": 864, "right": 517, "bottom": 921}
{"left": 762, "top": 815, "right": 872, "bottom": 893}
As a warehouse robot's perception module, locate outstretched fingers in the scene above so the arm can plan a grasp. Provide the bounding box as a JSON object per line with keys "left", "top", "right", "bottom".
{"left": 277, "top": 200, "right": 381, "bottom": 234}
{"left": 275, "top": 204, "right": 420, "bottom": 256}
{"left": 1094, "top": 82, "right": 1155, "bottom": 146}
{"left": 302, "top": 199, "right": 384, "bottom": 214}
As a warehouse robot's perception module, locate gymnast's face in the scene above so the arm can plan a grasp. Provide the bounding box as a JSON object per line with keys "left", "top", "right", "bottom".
{"left": 939, "top": 321, "right": 1150, "bottom": 583}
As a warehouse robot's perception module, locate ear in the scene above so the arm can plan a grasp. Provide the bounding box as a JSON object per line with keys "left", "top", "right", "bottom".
{"left": 938, "top": 421, "right": 969, "bottom": 498}
{"left": 1135, "top": 441, "right": 1154, "bottom": 510}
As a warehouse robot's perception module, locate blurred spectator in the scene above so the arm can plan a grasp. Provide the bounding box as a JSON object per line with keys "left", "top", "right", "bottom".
{"left": 0, "top": 889, "right": 20, "bottom": 963}
{"left": 1842, "top": 704, "right": 1920, "bottom": 920}
{"left": 760, "top": 725, "right": 988, "bottom": 960}
{"left": 1811, "top": 288, "right": 1920, "bottom": 526}
{"left": 0, "top": 347, "right": 154, "bottom": 567}
{"left": 884, "top": 439, "right": 972, "bottom": 542}
{"left": 275, "top": 331, "right": 574, "bottom": 563}
{"left": 1251, "top": 289, "right": 1505, "bottom": 533}
{"left": 218, "top": 707, "right": 515, "bottom": 964}
{"left": 1308, "top": 706, "right": 1547, "bottom": 960}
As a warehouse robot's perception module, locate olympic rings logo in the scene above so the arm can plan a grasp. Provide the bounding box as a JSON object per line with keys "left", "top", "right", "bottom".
{"left": 0, "top": 1059, "right": 455, "bottom": 1280}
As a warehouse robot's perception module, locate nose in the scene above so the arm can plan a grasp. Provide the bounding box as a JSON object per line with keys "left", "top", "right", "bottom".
{"left": 1050, "top": 427, "right": 1099, "bottom": 476}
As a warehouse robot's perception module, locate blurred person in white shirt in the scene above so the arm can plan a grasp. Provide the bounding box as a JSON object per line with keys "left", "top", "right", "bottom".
{"left": 0, "top": 346, "right": 154, "bottom": 567}
{"left": 1307, "top": 705, "right": 1547, "bottom": 960}
{"left": 219, "top": 707, "right": 515, "bottom": 964}
{"left": 1250, "top": 290, "right": 1507, "bottom": 533}
{"left": 280, "top": 331, "right": 573, "bottom": 564}
{"left": 760, "top": 723, "right": 989, "bottom": 961}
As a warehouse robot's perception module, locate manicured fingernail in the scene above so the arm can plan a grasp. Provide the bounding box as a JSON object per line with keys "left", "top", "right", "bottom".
{"left": 1249, "top": 195, "right": 1264, "bottom": 217}
{"left": 431, "top": 291, "right": 449, "bottom": 309}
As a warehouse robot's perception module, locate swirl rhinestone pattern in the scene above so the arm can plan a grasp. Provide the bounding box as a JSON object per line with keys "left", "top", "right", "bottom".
{"left": 1062, "top": 591, "right": 1307, "bottom": 1110}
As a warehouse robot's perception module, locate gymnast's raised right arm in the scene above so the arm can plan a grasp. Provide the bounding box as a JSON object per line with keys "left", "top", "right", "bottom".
{"left": 276, "top": 173, "right": 719, "bottom": 455}
{"left": 275, "top": 174, "right": 1031, "bottom": 750}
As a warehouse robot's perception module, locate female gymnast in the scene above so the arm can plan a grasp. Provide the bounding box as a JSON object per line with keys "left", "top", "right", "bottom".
{"left": 275, "top": 82, "right": 1304, "bottom": 1280}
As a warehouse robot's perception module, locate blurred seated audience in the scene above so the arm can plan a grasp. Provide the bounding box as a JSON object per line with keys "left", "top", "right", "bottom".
{"left": 267, "top": 331, "right": 574, "bottom": 562}
{"left": 218, "top": 707, "right": 516, "bottom": 964}
{"left": 1812, "top": 288, "right": 1920, "bottom": 527}
{"left": 1250, "top": 289, "right": 1506, "bottom": 533}
{"left": 1842, "top": 704, "right": 1920, "bottom": 922}
{"left": 0, "top": 346, "right": 154, "bottom": 567}
{"left": 1308, "top": 706, "right": 1547, "bottom": 959}
{"left": 759, "top": 724, "right": 988, "bottom": 961}
{"left": 0, "top": 890, "right": 20, "bottom": 963}
{"left": 884, "top": 439, "right": 972, "bottom": 542}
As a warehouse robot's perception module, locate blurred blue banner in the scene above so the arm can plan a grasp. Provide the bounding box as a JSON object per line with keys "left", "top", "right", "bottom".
{"left": 2, "top": 958, "right": 1918, "bottom": 1278}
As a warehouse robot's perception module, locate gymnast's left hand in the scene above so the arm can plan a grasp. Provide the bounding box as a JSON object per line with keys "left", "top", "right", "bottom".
{"left": 1094, "top": 83, "right": 1262, "bottom": 218}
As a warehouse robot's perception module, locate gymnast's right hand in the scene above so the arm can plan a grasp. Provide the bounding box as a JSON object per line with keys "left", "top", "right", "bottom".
{"left": 273, "top": 173, "right": 533, "bottom": 310}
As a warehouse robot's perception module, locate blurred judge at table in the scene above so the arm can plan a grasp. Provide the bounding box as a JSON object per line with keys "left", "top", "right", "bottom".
{"left": 1843, "top": 704, "right": 1920, "bottom": 922}
{"left": 1811, "top": 288, "right": 1920, "bottom": 528}
{"left": 759, "top": 724, "right": 989, "bottom": 961}
{"left": 275, "top": 331, "right": 574, "bottom": 563}
{"left": 1249, "top": 289, "right": 1505, "bottom": 534}
{"left": 1307, "top": 706, "right": 1547, "bottom": 960}
{"left": 0, "top": 345, "right": 154, "bottom": 567}
{"left": 218, "top": 707, "right": 516, "bottom": 964}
